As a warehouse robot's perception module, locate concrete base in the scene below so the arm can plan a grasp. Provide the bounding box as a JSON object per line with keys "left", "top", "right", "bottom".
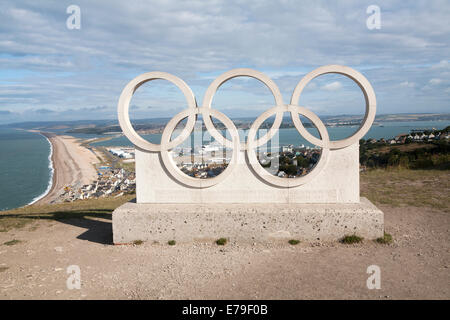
{"left": 112, "top": 197, "right": 384, "bottom": 244}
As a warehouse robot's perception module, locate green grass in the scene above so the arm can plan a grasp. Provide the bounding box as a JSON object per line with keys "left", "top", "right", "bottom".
{"left": 361, "top": 169, "right": 449, "bottom": 211}
{"left": 215, "top": 238, "right": 227, "bottom": 245}
{"left": 168, "top": 240, "right": 176, "bottom": 246}
{"left": 288, "top": 239, "right": 300, "bottom": 245}
{"left": 376, "top": 232, "right": 393, "bottom": 244}
{"left": 3, "top": 239, "right": 22, "bottom": 246}
{"left": 340, "top": 235, "right": 363, "bottom": 244}
{"left": 132, "top": 240, "right": 144, "bottom": 245}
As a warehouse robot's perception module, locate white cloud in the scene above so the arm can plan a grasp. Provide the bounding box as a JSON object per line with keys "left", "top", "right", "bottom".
{"left": 322, "top": 81, "right": 342, "bottom": 91}
{"left": 399, "top": 81, "right": 416, "bottom": 88}
{"left": 429, "top": 78, "right": 443, "bottom": 85}
{"left": 0, "top": 0, "right": 449, "bottom": 122}
{"left": 431, "top": 60, "right": 449, "bottom": 69}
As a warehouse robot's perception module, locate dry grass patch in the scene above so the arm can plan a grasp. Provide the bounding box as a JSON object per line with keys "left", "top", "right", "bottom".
{"left": 376, "top": 233, "right": 393, "bottom": 244}
{"left": 216, "top": 238, "right": 227, "bottom": 245}
{"left": 0, "top": 194, "right": 135, "bottom": 232}
{"left": 340, "top": 235, "right": 363, "bottom": 244}
{"left": 370, "top": 143, "right": 436, "bottom": 154}
{"left": 361, "top": 169, "right": 450, "bottom": 211}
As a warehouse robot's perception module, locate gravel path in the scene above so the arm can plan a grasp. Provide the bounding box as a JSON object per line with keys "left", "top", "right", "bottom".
{"left": 0, "top": 204, "right": 448, "bottom": 299}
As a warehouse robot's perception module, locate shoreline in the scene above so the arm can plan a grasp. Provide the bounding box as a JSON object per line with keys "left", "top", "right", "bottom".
{"left": 30, "top": 131, "right": 58, "bottom": 205}
{"left": 31, "top": 132, "right": 99, "bottom": 205}
{"left": 27, "top": 131, "right": 54, "bottom": 206}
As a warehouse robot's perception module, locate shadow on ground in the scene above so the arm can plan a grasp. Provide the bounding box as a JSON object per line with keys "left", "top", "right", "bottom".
{"left": 0, "top": 209, "right": 114, "bottom": 245}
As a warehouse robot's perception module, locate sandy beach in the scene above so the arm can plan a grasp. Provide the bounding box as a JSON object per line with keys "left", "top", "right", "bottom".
{"left": 34, "top": 133, "right": 99, "bottom": 205}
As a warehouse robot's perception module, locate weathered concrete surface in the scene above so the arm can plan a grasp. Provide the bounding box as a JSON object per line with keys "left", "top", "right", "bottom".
{"left": 112, "top": 197, "right": 383, "bottom": 244}
{"left": 135, "top": 143, "right": 360, "bottom": 204}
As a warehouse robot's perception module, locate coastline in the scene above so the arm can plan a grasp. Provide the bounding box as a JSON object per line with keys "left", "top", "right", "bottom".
{"left": 27, "top": 131, "right": 54, "bottom": 205}
{"left": 31, "top": 132, "right": 99, "bottom": 205}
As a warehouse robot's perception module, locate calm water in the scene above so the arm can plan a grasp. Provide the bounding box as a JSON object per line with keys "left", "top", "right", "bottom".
{"left": 0, "top": 128, "right": 52, "bottom": 211}
{"left": 1, "top": 120, "right": 448, "bottom": 211}
{"left": 92, "top": 120, "right": 450, "bottom": 148}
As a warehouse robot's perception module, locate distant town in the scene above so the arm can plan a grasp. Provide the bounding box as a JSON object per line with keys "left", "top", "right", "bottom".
{"left": 61, "top": 167, "right": 136, "bottom": 202}
{"left": 363, "top": 127, "right": 450, "bottom": 145}
{"left": 5, "top": 112, "right": 450, "bottom": 135}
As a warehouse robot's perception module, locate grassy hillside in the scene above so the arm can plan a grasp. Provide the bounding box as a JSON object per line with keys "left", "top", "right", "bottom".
{"left": 0, "top": 195, "right": 134, "bottom": 233}
{"left": 361, "top": 169, "right": 449, "bottom": 211}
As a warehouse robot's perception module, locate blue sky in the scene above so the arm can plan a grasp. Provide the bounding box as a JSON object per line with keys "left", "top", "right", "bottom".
{"left": 0, "top": 0, "right": 449, "bottom": 124}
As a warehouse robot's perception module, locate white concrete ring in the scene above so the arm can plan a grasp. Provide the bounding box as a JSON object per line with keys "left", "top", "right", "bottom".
{"left": 290, "top": 65, "right": 376, "bottom": 150}
{"left": 247, "top": 105, "right": 330, "bottom": 188}
{"left": 117, "top": 72, "right": 197, "bottom": 152}
{"left": 160, "top": 107, "right": 240, "bottom": 188}
{"left": 201, "top": 68, "right": 284, "bottom": 151}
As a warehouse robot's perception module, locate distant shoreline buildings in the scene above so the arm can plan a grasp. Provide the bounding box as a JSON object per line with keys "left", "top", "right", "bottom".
{"left": 56, "top": 126, "right": 449, "bottom": 202}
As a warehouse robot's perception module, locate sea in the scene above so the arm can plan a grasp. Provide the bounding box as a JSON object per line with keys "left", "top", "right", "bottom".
{"left": 0, "top": 120, "right": 449, "bottom": 211}
{"left": 0, "top": 128, "right": 53, "bottom": 211}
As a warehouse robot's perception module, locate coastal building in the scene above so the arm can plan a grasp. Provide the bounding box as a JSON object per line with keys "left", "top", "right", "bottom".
{"left": 61, "top": 167, "right": 136, "bottom": 202}
{"left": 109, "top": 148, "right": 135, "bottom": 159}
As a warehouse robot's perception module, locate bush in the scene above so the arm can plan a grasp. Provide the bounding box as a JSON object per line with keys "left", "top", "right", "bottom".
{"left": 412, "top": 158, "right": 434, "bottom": 169}
{"left": 398, "top": 156, "right": 410, "bottom": 169}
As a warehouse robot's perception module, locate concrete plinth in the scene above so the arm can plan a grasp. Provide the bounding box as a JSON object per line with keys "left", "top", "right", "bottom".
{"left": 112, "top": 197, "right": 384, "bottom": 244}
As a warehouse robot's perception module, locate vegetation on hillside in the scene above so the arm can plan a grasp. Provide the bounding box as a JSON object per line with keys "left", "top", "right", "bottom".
{"left": 360, "top": 140, "right": 449, "bottom": 170}
{"left": 359, "top": 127, "right": 450, "bottom": 170}
{"left": 360, "top": 169, "right": 449, "bottom": 210}
{"left": 0, "top": 195, "right": 134, "bottom": 233}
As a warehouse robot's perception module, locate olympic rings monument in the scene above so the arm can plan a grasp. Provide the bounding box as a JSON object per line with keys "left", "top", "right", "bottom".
{"left": 113, "top": 65, "right": 384, "bottom": 244}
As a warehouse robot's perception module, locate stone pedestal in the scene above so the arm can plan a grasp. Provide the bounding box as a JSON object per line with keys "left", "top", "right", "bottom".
{"left": 114, "top": 66, "right": 383, "bottom": 245}
{"left": 112, "top": 197, "right": 384, "bottom": 244}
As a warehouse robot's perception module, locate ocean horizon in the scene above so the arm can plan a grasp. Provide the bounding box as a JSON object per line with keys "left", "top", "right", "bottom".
{"left": 0, "top": 119, "right": 449, "bottom": 212}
